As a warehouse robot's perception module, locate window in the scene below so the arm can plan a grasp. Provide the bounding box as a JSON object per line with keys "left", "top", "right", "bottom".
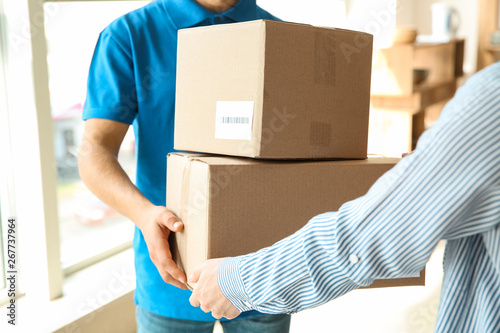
{"left": 0, "top": 0, "right": 150, "bottom": 306}
{"left": 0, "top": 0, "right": 11, "bottom": 304}
{"left": 43, "top": 0, "right": 149, "bottom": 274}
{"left": 0, "top": 217, "right": 6, "bottom": 305}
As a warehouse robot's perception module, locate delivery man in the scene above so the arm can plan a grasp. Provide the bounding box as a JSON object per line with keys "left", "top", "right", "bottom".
{"left": 188, "top": 62, "right": 500, "bottom": 333}
{"left": 78, "top": 0, "right": 291, "bottom": 332}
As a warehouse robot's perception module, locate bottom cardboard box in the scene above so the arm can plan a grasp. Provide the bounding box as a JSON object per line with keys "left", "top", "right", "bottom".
{"left": 166, "top": 153, "right": 425, "bottom": 289}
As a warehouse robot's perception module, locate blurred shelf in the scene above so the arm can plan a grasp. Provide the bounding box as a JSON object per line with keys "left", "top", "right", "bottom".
{"left": 371, "top": 80, "right": 457, "bottom": 113}
{"left": 486, "top": 44, "right": 500, "bottom": 52}
{"left": 369, "top": 40, "right": 464, "bottom": 154}
{"left": 477, "top": 0, "right": 499, "bottom": 69}
{"left": 371, "top": 39, "right": 464, "bottom": 97}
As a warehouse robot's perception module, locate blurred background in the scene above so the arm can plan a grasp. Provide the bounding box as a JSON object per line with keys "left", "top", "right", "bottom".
{"left": 0, "top": 0, "right": 498, "bottom": 332}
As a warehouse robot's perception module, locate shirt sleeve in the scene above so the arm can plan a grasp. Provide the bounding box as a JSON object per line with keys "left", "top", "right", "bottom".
{"left": 82, "top": 27, "right": 137, "bottom": 124}
{"left": 217, "top": 64, "right": 500, "bottom": 314}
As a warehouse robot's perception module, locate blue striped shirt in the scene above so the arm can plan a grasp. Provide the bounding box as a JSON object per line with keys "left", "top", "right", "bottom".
{"left": 218, "top": 62, "right": 500, "bottom": 332}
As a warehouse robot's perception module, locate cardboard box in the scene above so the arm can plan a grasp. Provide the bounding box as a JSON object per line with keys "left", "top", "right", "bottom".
{"left": 166, "top": 153, "right": 425, "bottom": 289}
{"left": 174, "top": 20, "right": 373, "bottom": 159}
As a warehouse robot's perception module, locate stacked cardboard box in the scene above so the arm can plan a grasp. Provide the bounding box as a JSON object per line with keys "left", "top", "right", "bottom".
{"left": 167, "top": 20, "right": 424, "bottom": 288}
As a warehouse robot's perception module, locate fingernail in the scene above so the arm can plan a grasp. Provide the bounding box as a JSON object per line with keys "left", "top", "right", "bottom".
{"left": 173, "top": 222, "right": 182, "bottom": 229}
{"left": 178, "top": 275, "right": 186, "bottom": 283}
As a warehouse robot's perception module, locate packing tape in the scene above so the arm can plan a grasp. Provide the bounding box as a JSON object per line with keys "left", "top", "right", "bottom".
{"left": 180, "top": 158, "right": 192, "bottom": 223}
{"left": 309, "top": 121, "right": 332, "bottom": 157}
{"left": 169, "top": 157, "right": 192, "bottom": 276}
{"left": 314, "top": 31, "right": 337, "bottom": 87}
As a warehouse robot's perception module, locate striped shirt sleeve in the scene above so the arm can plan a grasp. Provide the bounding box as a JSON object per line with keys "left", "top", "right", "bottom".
{"left": 217, "top": 62, "right": 500, "bottom": 317}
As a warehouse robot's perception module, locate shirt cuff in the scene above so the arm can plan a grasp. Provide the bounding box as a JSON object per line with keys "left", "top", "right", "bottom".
{"left": 217, "top": 257, "right": 254, "bottom": 312}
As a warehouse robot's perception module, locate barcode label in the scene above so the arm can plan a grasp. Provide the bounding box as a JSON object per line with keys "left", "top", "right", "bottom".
{"left": 220, "top": 117, "right": 250, "bottom": 124}
{"left": 215, "top": 101, "right": 254, "bottom": 141}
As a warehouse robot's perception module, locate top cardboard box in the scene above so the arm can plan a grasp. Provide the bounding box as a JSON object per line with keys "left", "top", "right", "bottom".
{"left": 174, "top": 20, "right": 373, "bottom": 159}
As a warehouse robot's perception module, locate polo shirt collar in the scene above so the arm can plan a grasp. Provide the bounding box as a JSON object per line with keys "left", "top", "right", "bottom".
{"left": 223, "top": 0, "right": 258, "bottom": 22}
{"left": 164, "top": 0, "right": 258, "bottom": 29}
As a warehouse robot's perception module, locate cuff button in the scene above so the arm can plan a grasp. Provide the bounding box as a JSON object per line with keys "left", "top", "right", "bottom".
{"left": 349, "top": 254, "right": 360, "bottom": 264}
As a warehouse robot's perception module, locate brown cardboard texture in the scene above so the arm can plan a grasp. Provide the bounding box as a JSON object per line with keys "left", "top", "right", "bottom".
{"left": 166, "top": 153, "right": 425, "bottom": 289}
{"left": 174, "top": 20, "right": 373, "bottom": 159}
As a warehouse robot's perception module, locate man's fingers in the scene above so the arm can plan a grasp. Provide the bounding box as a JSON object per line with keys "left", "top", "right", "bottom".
{"left": 189, "top": 293, "right": 200, "bottom": 307}
{"left": 162, "top": 209, "right": 184, "bottom": 232}
{"left": 402, "top": 150, "right": 415, "bottom": 158}
{"left": 152, "top": 251, "right": 187, "bottom": 289}
{"left": 162, "top": 273, "right": 189, "bottom": 290}
{"left": 211, "top": 311, "right": 223, "bottom": 320}
{"left": 185, "top": 258, "right": 241, "bottom": 320}
{"left": 152, "top": 250, "right": 187, "bottom": 288}
{"left": 188, "top": 265, "right": 202, "bottom": 284}
{"left": 155, "top": 236, "right": 186, "bottom": 283}
{"left": 159, "top": 255, "right": 186, "bottom": 284}
{"left": 224, "top": 310, "right": 240, "bottom": 320}
{"left": 199, "top": 302, "right": 211, "bottom": 313}
{"left": 142, "top": 206, "right": 189, "bottom": 289}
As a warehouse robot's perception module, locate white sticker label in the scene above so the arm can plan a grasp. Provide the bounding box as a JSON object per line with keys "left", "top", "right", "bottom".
{"left": 215, "top": 101, "right": 254, "bottom": 141}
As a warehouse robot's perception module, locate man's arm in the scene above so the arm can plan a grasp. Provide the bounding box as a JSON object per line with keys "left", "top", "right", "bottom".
{"left": 189, "top": 64, "right": 500, "bottom": 318}
{"left": 78, "top": 118, "right": 187, "bottom": 289}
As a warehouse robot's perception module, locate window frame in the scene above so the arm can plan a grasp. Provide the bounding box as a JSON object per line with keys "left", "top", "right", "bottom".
{"left": 0, "top": 0, "right": 64, "bottom": 303}
{"left": 43, "top": 0, "right": 147, "bottom": 276}
{"left": 0, "top": 0, "right": 149, "bottom": 306}
{"left": 0, "top": 0, "right": 10, "bottom": 300}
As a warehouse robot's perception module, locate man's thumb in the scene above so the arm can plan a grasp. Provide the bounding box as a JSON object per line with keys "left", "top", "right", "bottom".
{"left": 165, "top": 210, "right": 184, "bottom": 232}
{"left": 188, "top": 267, "right": 201, "bottom": 284}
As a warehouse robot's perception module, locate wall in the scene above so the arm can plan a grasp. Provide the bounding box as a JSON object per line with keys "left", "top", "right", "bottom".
{"left": 256, "top": 0, "right": 398, "bottom": 48}
{"left": 256, "top": 0, "right": 347, "bottom": 27}
{"left": 257, "top": 0, "right": 479, "bottom": 73}
{"left": 412, "top": 0, "right": 479, "bottom": 73}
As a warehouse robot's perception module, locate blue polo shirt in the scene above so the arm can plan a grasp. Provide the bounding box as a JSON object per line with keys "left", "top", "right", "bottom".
{"left": 83, "top": 0, "right": 279, "bottom": 321}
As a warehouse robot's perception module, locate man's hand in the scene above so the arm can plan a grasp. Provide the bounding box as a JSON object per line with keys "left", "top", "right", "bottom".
{"left": 141, "top": 206, "right": 187, "bottom": 290}
{"left": 79, "top": 119, "right": 187, "bottom": 290}
{"left": 402, "top": 150, "right": 415, "bottom": 158}
{"left": 189, "top": 259, "right": 241, "bottom": 319}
